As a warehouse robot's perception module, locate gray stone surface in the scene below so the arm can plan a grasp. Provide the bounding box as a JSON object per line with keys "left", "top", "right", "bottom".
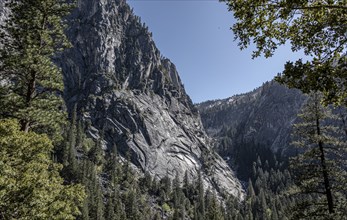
{"left": 0, "top": 1, "right": 8, "bottom": 24}
{"left": 0, "top": 0, "right": 9, "bottom": 47}
{"left": 197, "top": 81, "right": 307, "bottom": 155}
{"left": 57, "top": 0, "right": 244, "bottom": 199}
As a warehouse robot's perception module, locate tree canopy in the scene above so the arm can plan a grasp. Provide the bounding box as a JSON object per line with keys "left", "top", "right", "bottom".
{"left": 0, "top": 119, "right": 85, "bottom": 219}
{"left": 224, "top": 0, "right": 347, "bottom": 105}
{"left": 289, "top": 93, "right": 347, "bottom": 219}
{"left": 0, "top": 0, "right": 75, "bottom": 141}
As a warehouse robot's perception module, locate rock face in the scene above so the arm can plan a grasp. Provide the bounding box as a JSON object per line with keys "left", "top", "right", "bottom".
{"left": 197, "top": 81, "right": 306, "bottom": 156}
{"left": 0, "top": 1, "right": 9, "bottom": 42}
{"left": 0, "top": 1, "right": 8, "bottom": 22}
{"left": 57, "top": 0, "right": 244, "bottom": 199}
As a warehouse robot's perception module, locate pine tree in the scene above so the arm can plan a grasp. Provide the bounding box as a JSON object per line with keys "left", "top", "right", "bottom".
{"left": 193, "top": 203, "right": 199, "bottom": 220}
{"left": 257, "top": 189, "right": 268, "bottom": 219}
{"left": 0, "top": 119, "right": 85, "bottom": 219}
{"left": 159, "top": 173, "right": 172, "bottom": 202}
{"left": 105, "top": 191, "right": 115, "bottom": 220}
{"left": 183, "top": 170, "right": 190, "bottom": 196}
{"left": 271, "top": 202, "right": 279, "bottom": 220}
{"left": 87, "top": 164, "right": 104, "bottom": 220}
{"left": 196, "top": 171, "right": 205, "bottom": 220}
{"left": 81, "top": 197, "right": 90, "bottom": 220}
{"left": 0, "top": 0, "right": 75, "bottom": 142}
{"left": 125, "top": 186, "right": 140, "bottom": 220}
{"left": 142, "top": 171, "right": 153, "bottom": 191}
{"left": 114, "top": 187, "right": 126, "bottom": 220}
{"left": 245, "top": 179, "right": 256, "bottom": 218}
{"left": 95, "top": 189, "right": 105, "bottom": 220}
{"left": 289, "top": 93, "right": 347, "bottom": 219}
{"left": 122, "top": 149, "right": 135, "bottom": 188}
{"left": 106, "top": 144, "right": 122, "bottom": 187}
{"left": 205, "top": 190, "right": 224, "bottom": 220}
{"left": 173, "top": 173, "right": 183, "bottom": 220}
{"left": 62, "top": 104, "right": 78, "bottom": 180}
{"left": 89, "top": 137, "right": 105, "bottom": 166}
{"left": 225, "top": 196, "right": 239, "bottom": 220}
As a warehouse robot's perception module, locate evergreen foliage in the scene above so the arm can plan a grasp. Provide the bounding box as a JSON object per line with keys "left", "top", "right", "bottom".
{"left": 0, "top": 0, "right": 75, "bottom": 141}
{"left": 0, "top": 1, "right": 88, "bottom": 219}
{"left": 1, "top": 1, "right": 346, "bottom": 219}
{"left": 0, "top": 119, "right": 85, "bottom": 219}
{"left": 289, "top": 93, "right": 347, "bottom": 219}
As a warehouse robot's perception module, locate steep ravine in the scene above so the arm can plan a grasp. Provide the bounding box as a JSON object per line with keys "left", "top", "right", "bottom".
{"left": 57, "top": 0, "right": 244, "bottom": 199}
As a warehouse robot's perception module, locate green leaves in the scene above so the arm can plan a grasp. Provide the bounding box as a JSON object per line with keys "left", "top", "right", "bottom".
{"left": 224, "top": 0, "right": 347, "bottom": 105}
{"left": 276, "top": 55, "right": 347, "bottom": 105}
{"left": 226, "top": 0, "right": 347, "bottom": 58}
{"left": 289, "top": 93, "right": 347, "bottom": 218}
{"left": 0, "top": 2, "right": 85, "bottom": 219}
{"left": 0, "top": 119, "right": 85, "bottom": 219}
{"left": 0, "top": 0, "right": 75, "bottom": 139}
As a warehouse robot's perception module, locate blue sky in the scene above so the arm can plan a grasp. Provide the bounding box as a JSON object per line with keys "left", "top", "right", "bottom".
{"left": 127, "top": 0, "right": 304, "bottom": 103}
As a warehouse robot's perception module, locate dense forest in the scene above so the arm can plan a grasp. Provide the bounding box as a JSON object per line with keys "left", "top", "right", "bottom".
{"left": 1, "top": 0, "right": 347, "bottom": 219}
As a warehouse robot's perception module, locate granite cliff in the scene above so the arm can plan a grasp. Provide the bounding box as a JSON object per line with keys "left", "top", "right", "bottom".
{"left": 56, "top": 0, "right": 243, "bottom": 198}
{"left": 197, "top": 81, "right": 306, "bottom": 154}
{"left": 197, "top": 81, "right": 307, "bottom": 179}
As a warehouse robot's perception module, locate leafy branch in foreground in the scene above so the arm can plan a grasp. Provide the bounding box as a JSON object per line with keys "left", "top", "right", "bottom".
{"left": 223, "top": 0, "right": 347, "bottom": 105}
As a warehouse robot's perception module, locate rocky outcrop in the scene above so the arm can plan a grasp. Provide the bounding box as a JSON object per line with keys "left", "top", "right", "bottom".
{"left": 0, "top": 1, "right": 9, "bottom": 48}
{"left": 0, "top": 1, "right": 8, "bottom": 24}
{"left": 197, "top": 81, "right": 306, "bottom": 155}
{"left": 57, "top": 0, "right": 244, "bottom": 199}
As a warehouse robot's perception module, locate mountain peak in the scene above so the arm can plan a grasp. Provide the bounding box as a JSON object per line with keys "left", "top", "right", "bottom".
{"left": 58, "top": 0, "right": 244, "bottom": 199}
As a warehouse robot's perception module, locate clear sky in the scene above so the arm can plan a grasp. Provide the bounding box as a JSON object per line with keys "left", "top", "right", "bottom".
{"left": 127, "top": 0, "right": 304, "bottom": 103}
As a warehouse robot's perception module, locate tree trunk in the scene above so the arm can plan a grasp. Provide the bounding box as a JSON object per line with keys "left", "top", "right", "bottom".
{"left": 316, "top": 117, "right": 334, "bottom": 214}
{"left": 20, "top": 71, "right": 36, "bottom": 132}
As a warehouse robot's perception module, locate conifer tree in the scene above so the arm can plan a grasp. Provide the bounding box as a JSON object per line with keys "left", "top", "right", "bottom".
{"left": 123, "top": 149, "right": 135, "bottom": 188}
{"left": 62, "top": 104, "right": 79, "bottom": 180}
{"left": 183, "top": 170, "right": 190, "bottom": 195}
{"left": 87, "top": 163, "right": 104, "bottom": 220}
{"left": 289, "top": 93, "right": 347, "bottom": 219}
{"left": 0, "top": 0, "right": 75, "bottom": 141}
{"left": 95, "top": 190, "right": 105, "bottom": 220}
{"left": 257, "top": 189, "right": 268, "bottom": 219}
{"left": 89, "top": 138, "right": 105, "bottom": 166}
{"left": 114, "top": 187, "right": 126, "bottom": 220}
{"left": 125, "top": 186, "right": 140, "bottom": 220}
{"left": 245, "top": 179, "right": 256, "bottom": 218}
{"left": 205, "top": 190, "right": 224, "bottom": 220}
{"left": 271, "top": 202, "right": 279, "bottom": 220}
{"left": 81, "top": 198, "right": 90, "bottom": 220}
{"left": 142, "top": 171, "right": 153, "bottom": 191}
{"left": 159, "top": 173, "right": 172, "bottom": 202}
{"left": 105, "top": 191, "right": 114, "bottom": 220}
{"left": 196, "top": 171, "right": 205, "bottom": 220}
{"left": 0, "top": 119, "right": 85, "bottom": 219}
{"left": 173, "top": 173, "right": 183, "bottom": 219}
{"left": 225, "top": 196, "right": 238, "bottom": 220}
